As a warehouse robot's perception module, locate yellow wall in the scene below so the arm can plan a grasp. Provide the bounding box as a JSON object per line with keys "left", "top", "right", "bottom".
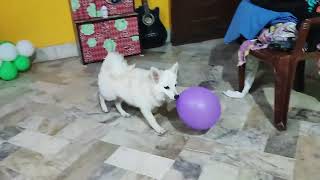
{"left": 0, "top": 0, "right": 170, "bottom": 48}
{"left": 0, "top": 0, "right": 76, "bottom": 48}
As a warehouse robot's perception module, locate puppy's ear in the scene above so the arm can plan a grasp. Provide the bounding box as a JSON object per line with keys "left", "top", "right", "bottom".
{"left": 150, "top": 67, "right": 160, "bottom": 83}
{"left": 170, "top": 62, "right": 179, "bottom": 74}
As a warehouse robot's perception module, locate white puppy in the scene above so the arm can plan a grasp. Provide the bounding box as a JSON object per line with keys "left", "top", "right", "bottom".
{"left": 98, "top": 52, "right": 179, "bottom": 134}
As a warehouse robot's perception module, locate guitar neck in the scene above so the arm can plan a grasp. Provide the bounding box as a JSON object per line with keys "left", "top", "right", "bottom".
{"left": 142, "top": 0, "right": 150, "bottom": 14}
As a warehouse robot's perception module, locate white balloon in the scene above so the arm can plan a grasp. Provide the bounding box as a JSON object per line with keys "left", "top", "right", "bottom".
{"left": 0, "top": 43, "right": 17, "bottom": 61}
{"left": 16, "top": 40, "right": 35, "bottom": 57}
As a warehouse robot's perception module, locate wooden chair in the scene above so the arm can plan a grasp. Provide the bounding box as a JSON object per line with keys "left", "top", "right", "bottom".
{"left": 238, "top": 17, "right": 320, "bottom": 131}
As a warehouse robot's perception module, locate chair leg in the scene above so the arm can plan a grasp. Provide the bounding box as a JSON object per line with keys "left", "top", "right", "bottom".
{"left": 238, "top": 64, "right": 246, "bottom": 91}
{"left": 273, "top": 59, "right": 297, "bottom": 131}
{"left": 293, "top": 60, "right": 305, "bottom": 92}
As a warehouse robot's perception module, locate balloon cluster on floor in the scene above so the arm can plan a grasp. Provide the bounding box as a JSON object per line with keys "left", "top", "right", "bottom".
{"left": 0, "top": 40, "right": 35, "bottom": 81}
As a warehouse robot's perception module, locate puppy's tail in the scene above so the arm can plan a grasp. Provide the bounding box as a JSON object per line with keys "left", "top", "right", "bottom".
{"left": 101, "top": 52, "right": 135, "bottom": 77}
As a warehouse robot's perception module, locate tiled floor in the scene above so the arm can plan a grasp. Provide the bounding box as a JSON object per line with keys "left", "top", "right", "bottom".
{"left": 0, "top": 40, "right": 320, "bottom": 180}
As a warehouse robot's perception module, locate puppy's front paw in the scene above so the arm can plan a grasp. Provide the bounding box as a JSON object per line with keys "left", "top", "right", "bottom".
{"left": 156, "top": 128, "right": 167, "bottom": 136}
{"left": 121, "top": 112, "right": 131, "bottom": 118}
{"left": 101, "top": 107, "right": 109, "bottom": 113}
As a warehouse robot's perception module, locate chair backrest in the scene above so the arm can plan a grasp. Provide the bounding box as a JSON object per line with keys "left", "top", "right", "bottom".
{"left": 292, "top": 17, "right": 320, "bottom": 59}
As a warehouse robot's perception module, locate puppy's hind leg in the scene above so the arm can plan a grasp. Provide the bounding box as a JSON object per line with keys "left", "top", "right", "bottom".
{"left": 115, "top": 100, "right": 131, "bottom": 117}
{"left": 140, "top": 108, "right": 166, "bottom": 135}
{"left": 99, "top": 94, "right": 108, "bottom": 113}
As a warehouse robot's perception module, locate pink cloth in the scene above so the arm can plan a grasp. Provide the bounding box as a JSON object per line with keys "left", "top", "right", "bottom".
{"left": 238, "top": 40, "right": 268, "bottom": 66}
{"left": 237, "top": 23, "right": 296, "bottom": 66}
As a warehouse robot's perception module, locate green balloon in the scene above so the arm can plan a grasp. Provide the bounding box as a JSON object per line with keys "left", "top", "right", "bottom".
{"left": 0, "top": 61, "right": 18, "bottom": 81}
{"left": 14, "top": 55, "right": 31, "bottom": 71}
{"left": 0, "top": 41, "right": 14, "bottom": 45}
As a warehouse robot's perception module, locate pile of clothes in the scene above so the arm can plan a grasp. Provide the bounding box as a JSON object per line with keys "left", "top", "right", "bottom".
{"left": 238, "top": 22, "right": 298, "bottom": 66}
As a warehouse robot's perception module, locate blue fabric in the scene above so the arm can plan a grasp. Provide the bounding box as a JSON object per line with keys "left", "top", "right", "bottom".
{"left": 224, "top": 0, "right": 297, "bottom": 43}
{"left": 271, "top": 16, "right": 297, "bottom": 25}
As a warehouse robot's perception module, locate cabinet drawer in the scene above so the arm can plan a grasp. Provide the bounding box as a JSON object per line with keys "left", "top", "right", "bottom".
{"left": 71, "top": 0, "right": 96, "bottom": 21}
{"left": 77, "top": 15, "right": 140, "bottom": 64}
{"left": 95, "top": 0, "right": 134, "bottom": 16}
{"left": 114, "top": 36, "right": 141, "bottom": 56}
{"left": 98, "top": 16, "right": 139, "bottom": 39}
{"left": 79, "top": 32, "right": 140, "bottom": 64}
{"left": 78, "top": 16, "right": 138, "bottom": 39}
{"left": 71, "top": 0, "right": 134, "bottom": 21}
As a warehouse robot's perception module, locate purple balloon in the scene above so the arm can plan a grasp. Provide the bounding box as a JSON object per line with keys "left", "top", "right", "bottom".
{"left": 176, "top": 87, "right": 221, "bottom": 130}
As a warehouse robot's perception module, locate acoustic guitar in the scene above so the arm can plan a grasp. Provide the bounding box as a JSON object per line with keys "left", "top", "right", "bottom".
{"left": 136, "top": 0, "right": 168, "bottom": 49}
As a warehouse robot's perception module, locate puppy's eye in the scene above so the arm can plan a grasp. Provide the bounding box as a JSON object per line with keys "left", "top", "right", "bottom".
{"left": 164, "top": 86, "right": 170, "bottom": 89}
{"left": 175, "top": 84, "right": 177, "bottom": 87}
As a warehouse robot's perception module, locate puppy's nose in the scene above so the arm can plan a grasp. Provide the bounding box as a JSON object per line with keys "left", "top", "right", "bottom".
{"left": 174, "top": 95, "right": 179, "bottom": 100}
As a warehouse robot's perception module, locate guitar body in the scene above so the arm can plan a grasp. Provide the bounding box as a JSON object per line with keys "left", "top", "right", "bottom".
{"left": 136, "top": 6, "right": 167, "bottom": 49}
